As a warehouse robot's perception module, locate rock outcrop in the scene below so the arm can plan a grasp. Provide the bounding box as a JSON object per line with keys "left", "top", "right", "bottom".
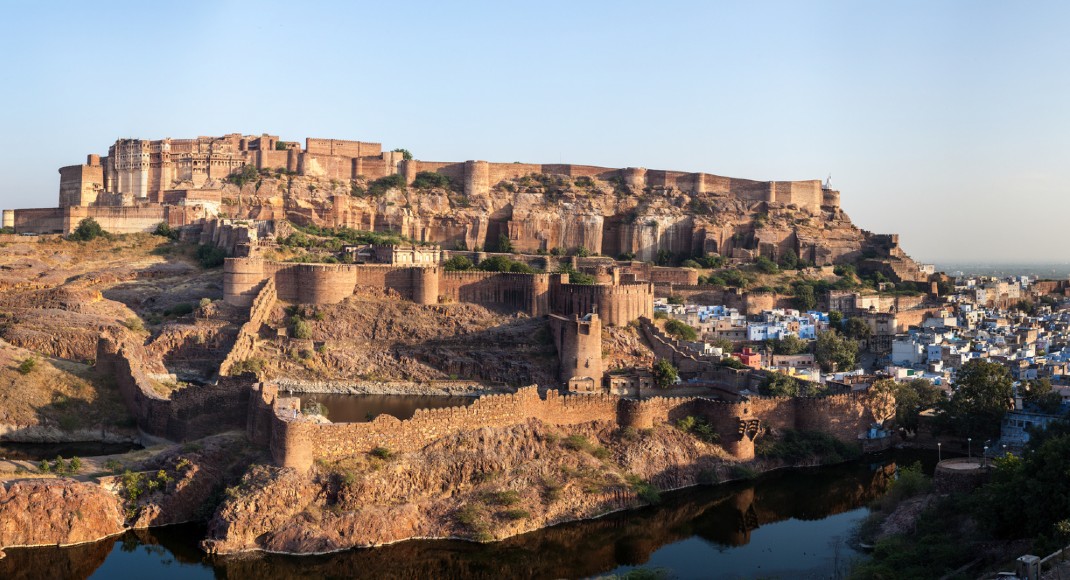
{"left": 0, "top": 479, "right": 125, "bottom": 548}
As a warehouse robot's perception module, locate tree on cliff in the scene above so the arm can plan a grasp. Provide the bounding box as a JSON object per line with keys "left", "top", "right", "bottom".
{"left": 814, "top": 330, "right": 857, "bottom": 372}
{"left": 653, "top": 359, "right": 678, "bottom": 389}
{"left": 938, "top": 359, "right": 1013, "bottom": 438}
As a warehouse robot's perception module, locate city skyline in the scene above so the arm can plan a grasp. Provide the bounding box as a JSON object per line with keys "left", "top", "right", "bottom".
{"left": 1, "top": 1, "right": 1067, "bottom": 263}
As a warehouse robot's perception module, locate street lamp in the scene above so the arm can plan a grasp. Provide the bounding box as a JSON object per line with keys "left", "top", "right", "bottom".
{"left": 984, "top": 446, "right": 989, "bottom": 467}
{"left": 938, "top": 442, "right": 942, "bottom": 462}
{"left": 968, "top": 437, "right": 972, "bottom": 459}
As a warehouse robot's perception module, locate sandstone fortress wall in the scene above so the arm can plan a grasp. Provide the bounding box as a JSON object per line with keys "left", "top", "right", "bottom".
{"left": 248, "top": 383, "right": 880, "bottom": 471}
{"left": 222, "top": 257, "right": 655, "bottom": 327}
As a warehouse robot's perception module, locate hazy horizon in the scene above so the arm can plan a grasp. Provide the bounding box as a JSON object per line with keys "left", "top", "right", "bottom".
{"left": 1, "top": 1, "right": 1067, "bottom": 264}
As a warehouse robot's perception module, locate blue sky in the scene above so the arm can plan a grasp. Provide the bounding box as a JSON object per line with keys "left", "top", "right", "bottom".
{"left": 1, "top": 1, "right": 1066, "bottom": 263}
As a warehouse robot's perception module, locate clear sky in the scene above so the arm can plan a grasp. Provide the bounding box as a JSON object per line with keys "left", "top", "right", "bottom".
{"left": 1, "top": 1, "right": 1066, "bottom": 263}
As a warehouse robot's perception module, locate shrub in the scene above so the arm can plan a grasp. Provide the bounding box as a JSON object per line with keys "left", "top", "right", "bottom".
{"left": 69, "top": 456, "right": 82, "bottom": 474}
{"left": 195, "top": 244, "right": 227, "bottom": 268}
{"left": 666, "top": 295, "right": 684, "bottom": 305}
{"left": 230, "top": 357, "right": 265, "bottom": 376}
{"left": 653, "top": 311, "right": 668, "bottom": 320}
{"left": 755, "top": 256, "right": 779, "bottom": 274}
{"left": 227, "top": 164, "right": 259, "bottom": 186}
{"left": 501, "top": 508, "right": 530, "bottom": 520}
{"left": 368, "top": 173, "right": 407, "bottom": 197}
{"left": 124, "top": 317, "right": 145, "bottom": 332}
{"left": 69, "top": 218, "right": 106, "bottom": 241}
{"left": 392, "top": 148, "right": 413, "bottom": 160}
{"left": 411, "top": 171, "right": 451, "bottom": 190}
{"left": 198, "top": 297, "right": 212, "bottom": 309}
{"left": 675, "top": 416, "right": 720, "bottom": 443}
{"left": 291, "top": 315, "right": 312, "bottom": 339}
{"left": 563, "top": 434, "right": 594, "bottom": 453}
{"left": 17, "top": 357, "right": 37, "bottom": 375}
{"left": 663, "top": 319, "right": 697, "bottom": 341}
{"left": 487, "top": 490, "right": 521, "bottom": 506}
{"left": 152, "top": 222, "right": 179, "bottom": 240}
{"left": 443, "top": 255, "right": 474, "bottom": 271}
{"left": 369, "top": 446, "right": 394, "bottom": 460}
{"left": 652, "top": 359, "right": 678, "bottom": 388}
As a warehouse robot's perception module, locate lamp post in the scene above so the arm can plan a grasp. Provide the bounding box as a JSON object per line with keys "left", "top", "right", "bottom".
{"left": 968, "top": 437, "right": 972, "bottom": 459}
{"left": 938, "top": 442, "right": 942, "bottom": 462}
{"left": 984, "top": 446, "right": 989, "bottom": 468}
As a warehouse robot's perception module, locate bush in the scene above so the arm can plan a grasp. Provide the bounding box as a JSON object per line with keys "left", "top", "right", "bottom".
{"left": 653, "top": 311, "right": 668, "bottom": 320}
{"left": 227, "top": 164, "right": 259, "bottom": 186}
{"left": 487, "top": 490, "right": 521, "bottom": 506}
{"left": 500, "top": 508, "right": 530, "bottom": 520}
{"left": 124, "top": 317, "right": 145, "bottom": 332}
{"left": 562, "top": 434, "right": 595, "bottom": 453}
{"left": 663, "top": 319, "right": 698, "bottom": 341}
{"left": 368, "top": 173, "right": 407, "bottom": 197}
{"left": 411, "top": 171, "right": 451, "bottom": 190}
{"left": 369, "top": 446, "right": 394, "bottom": 460}
{"left": 195, "top": 244, "right": 227, "bottom": 268}
{"left": 755, "top": 430, "right": 861, "bottom": 463}
{"left": 478, "top": 256, "right": 534, "bottom": 274}
{"left": 490, "top": 233, "right": 513, "bottom": 253}
{"left": 652, "top": 358, "right": 678, "bottom": 388}
{"left": 230, "top": 357, "right": 265, "bottom": 376}
{"left": 443, "top": 255, "right": 474, "bottom": 271}
{"left": 152, "top": 222, "right": 179, "bottom": 240}
{"left": 17, "top": 357, "right": 37, "bottom": 375}
{"left": 675, "top": 416, "right": 720, "bottom": 443}
{"left": 392, "top": 148, "right": 413, "bottom": 160}
{"left": 291, "top": 315, "right": 312, "bottom": 339}
{"left": 69, "top": 218, "right": 106, "bottom": 241}
{"left": 755, "top": 256, "right": 779, "bottom": 274}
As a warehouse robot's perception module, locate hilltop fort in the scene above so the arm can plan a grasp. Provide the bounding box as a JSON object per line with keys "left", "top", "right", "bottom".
{"left": 5, "top": 133, "right": 927, "bottom": 281}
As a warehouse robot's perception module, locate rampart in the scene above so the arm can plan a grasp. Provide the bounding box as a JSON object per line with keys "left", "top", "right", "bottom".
{"left": 255, "top": 383, "right": 880, "bottom": 471}
{"left": 95, "top": 335, "right": 250, "bottom": 442}
{"left": 219, "top": 278, "right": 277, "bottom": 376}
{"left": 223, "top": 257, "right": 650, "bottom": 324}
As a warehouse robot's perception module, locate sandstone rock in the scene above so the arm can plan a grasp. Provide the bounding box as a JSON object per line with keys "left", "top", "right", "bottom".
{"left": 0, "top": 479, "right": 124, "bottom": 549}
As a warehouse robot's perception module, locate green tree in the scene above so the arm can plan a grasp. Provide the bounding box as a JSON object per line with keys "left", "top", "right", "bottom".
{"left": 973, "top": 423, "right": 1070, "bottom": 544}
{"left": 767, "top": 334, "right": 809, "bottom": 355}
{"left": 392, "top": 148, "right": 413, "bottom": 160}
{"left": 871, "top": 378, "right": 944, "bottom": 433}
{"left": 827, "top": 310, "right": 844, "bottom": 330}
{"left": 938, "top": 359, "right": 1013, "bottom": 438}
{"left": 1023, "top": 378, "right": 1063, "bottom": 414}
{"left": 652, "top": 359, "right": 678, "bottom": 389}
{"left": 844, "top": 317, "right": 873, "bottom": 340}
{"left": 493, "top": 233, "right": 514, "bottom": 253}
{"left": 663, "top": 319, "right": 698, "bottom": 341}
{"left": 793, "top": 284, "right": 817, "bottom": 311}
{"left": 814, "top": 330, "right": 857, "bottom": 372}
{"left": 711, "top": 337, "right": 734, "bottom": 353}
{"left": 760, "top": 373, "right": 801, "bottom": 397}
{"left": 755, "top": 256, "right": 779, "bottom": 274}
{"left": 778, "top": 249, "right": 799, "bottom": 270}
{"left": 442, "top": 255, "right": 474, "bottom": 271}
{"left": 69, "top": 218, "right": 105, "bottom": 241}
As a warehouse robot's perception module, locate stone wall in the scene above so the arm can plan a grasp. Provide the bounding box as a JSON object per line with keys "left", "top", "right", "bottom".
{"left": 219, "top": 278, "right": 277, "bottom": 376}
{"left": 96, "top": 335, "right": 250, "bottom": 442}
{"left": 259, "top": 382, "right": 880, "bottom": 471}
{"left": 549, "top": 280, "right": 654, "bottom": 326}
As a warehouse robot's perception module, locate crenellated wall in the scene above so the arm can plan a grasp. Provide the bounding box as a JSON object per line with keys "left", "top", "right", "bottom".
{"left": 256, "top": 383, "right": 881, "bottom": 471}
{"left": 219, "top": 278, "right": 277, "bottom": 376}
{"left": 224, "top": 257, "right": 655, "bottom": 322}
{"left": 549, "top": 279, "right": 654, "bottom": 326}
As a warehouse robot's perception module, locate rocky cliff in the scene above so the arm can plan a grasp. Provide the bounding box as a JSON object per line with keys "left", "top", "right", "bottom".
{"left": 212, "top": 172, "right": 919, "bottom": 273}
{"left": 203, "top": 418, "right": 780, "bottom": 555}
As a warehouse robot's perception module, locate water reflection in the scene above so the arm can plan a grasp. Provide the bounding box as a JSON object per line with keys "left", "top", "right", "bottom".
{"left": 0, "top": 452, "right": 933, "bottom": 580}
{"left": 296, "top": 394, "right": 475, "bottom": 423}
